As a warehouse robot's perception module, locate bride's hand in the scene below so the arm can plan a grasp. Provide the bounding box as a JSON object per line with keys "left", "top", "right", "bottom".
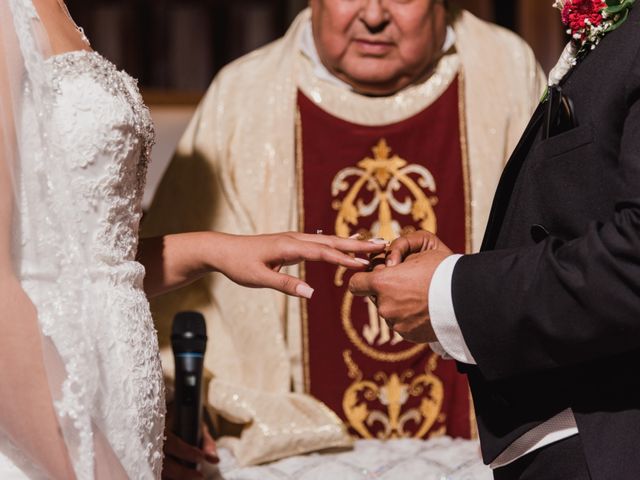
{"left": 213, "top": 232, "right": 385, "bottom": 298}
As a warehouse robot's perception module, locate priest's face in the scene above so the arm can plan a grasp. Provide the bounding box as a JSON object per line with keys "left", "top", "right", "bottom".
{"left": 310, "top": 0, "right": 448, "bottom": 96}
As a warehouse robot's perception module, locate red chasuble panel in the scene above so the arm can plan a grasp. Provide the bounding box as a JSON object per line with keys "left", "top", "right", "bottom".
{"left": 296, "top": 77, "right": 474, "bottom": 440}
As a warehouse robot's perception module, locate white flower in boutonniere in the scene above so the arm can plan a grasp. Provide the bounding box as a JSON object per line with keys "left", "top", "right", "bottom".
{"left": 549, "top": 0, "right": 636, "bottom": 86}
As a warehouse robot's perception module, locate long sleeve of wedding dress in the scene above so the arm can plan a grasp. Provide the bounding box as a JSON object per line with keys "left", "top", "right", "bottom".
{"left": 0, "top": 1, "right": 165, "bottom": 478}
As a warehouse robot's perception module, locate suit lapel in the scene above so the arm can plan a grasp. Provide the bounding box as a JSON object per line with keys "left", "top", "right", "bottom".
{"left": 481, "top": 101, "right": 546, "bottom": 251}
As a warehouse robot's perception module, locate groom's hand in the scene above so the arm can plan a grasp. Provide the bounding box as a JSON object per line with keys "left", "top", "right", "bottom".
{"left": 350, "top": 231, "right": 453, "bottom": 344}
{"left": 385, "top": 230, "right": 453, "bottom": 266}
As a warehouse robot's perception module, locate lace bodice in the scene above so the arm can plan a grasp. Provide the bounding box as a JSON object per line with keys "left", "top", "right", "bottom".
{"left": 45, "top": 51, "right": 153, "bottom": 267}
{"left": 10, "top": 50, "right": 165, "bottom": 479}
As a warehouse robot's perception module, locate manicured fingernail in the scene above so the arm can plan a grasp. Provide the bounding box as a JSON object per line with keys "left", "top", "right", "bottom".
{"left": 386, "top": 258, "right": 395, "bottom": 266}
{"left": 354, "top": 258, "right": 370, "bottom": 265}
{"left": 368, "top": 238, "right": 388, "bottom": 245}
{"left": 296, "top": 284, "right": 314, "bottom": 299}
{"left": 349, "top": 233, "right": 361, "bottom": 239}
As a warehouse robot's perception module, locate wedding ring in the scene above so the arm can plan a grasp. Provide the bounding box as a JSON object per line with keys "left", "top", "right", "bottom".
{"left": 367, "top": 253, "right": 387, "bottom": 272}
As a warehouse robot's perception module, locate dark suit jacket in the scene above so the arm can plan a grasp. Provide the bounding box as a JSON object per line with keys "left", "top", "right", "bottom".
{"left": 452, "top": 6, "right": 640, "bottom": 479}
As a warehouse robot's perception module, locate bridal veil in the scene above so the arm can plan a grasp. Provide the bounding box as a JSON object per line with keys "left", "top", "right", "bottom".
{"left": 0, "top": 1, "right": 157, "bottom": 478}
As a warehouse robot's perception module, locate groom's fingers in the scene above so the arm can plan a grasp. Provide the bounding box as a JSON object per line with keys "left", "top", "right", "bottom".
{"left": 386, "top": 236, "right": 412, "bottom": 267}
{"left": 386, "top": 233, "right": 430, "bottom": 266}
{"left": 386, "top": 231, "right": 445, "bottom": 267}
{"left": 349, "top": 271, "right": 378, "bottom": 297}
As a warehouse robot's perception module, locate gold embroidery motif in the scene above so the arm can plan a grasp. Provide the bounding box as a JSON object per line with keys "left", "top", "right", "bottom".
{"left": 342, "top": 290, "right": 426, "bottom": 362}
{"left": 332, "top": 139, "right": 439, "bottom": 241}
{"left": 343, "top": 351, "right": 445, "bottom": 439}
{"left": 334, "top": 139, "right": 437, "bottom": 360}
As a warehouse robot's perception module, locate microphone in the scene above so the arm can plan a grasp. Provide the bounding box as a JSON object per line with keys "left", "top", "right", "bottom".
{"left": 171, "top": 311, "right": 208, "bottom": 466}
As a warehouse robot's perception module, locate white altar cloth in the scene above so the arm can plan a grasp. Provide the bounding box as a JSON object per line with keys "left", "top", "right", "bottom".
{"left": 207, "top": 437, "right": 492, "bottom": 480}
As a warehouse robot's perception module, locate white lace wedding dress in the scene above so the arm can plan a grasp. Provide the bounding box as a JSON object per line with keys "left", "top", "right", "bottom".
{"left": 0, "top": 2, "right": 166, "bottom": 477}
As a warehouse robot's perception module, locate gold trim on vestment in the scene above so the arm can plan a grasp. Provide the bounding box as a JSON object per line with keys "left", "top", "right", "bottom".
{"left": 457, "top": 69, "right": 478, "bottom": 437}
{"left": 458, "top": 68, "right": 473, "bottom": 255}
{"left": 296, "top": 108, "right": 312, "bottom": 394}
{"left": 469, "top": 386, "right": 479, "bottom": 439}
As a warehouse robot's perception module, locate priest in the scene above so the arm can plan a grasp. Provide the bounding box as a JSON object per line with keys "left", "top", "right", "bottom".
{"left": 143, "top": 0, "right": 545, "bottom": 467}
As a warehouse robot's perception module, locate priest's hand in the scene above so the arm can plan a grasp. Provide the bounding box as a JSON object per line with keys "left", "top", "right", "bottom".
{"left": 349, "top": 231, "right": 453, "bottom": 344}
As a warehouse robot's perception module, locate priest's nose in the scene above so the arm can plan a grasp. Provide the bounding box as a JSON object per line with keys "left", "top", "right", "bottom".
{"left": 360, "top": 0, "right": 391, "bottom": 34}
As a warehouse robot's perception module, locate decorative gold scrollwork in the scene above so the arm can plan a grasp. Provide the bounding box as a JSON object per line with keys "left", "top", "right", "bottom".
{"left": 342, "top": 351, "right": 444, "bottom": 439}
{"left": 332, "top": 138, "right": 438, "bottom": 241}
{"left": 333, "top": 138, "right": 438, "bottom": 357}
{"left": 342, "top": 290, "right": 426, "bottom": 363}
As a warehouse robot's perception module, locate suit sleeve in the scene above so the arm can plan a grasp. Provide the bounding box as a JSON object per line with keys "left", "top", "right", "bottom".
{"left": 452, "top": 68, "right": 640, "bottom": 382}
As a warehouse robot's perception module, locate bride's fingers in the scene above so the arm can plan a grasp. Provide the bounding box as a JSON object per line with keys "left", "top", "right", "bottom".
{"left": 254, "top": 268, "right": 315, "bottom": 298}
{"left": 290, "top": 233, "right": 387, "bottom": 253}
{"left": 284, "top": 241, "right": 371, "bottom": 269}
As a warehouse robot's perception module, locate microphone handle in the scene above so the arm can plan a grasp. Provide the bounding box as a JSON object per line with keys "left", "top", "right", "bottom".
{"left": 173, "top": 353, "right": 204, "bottom": 468}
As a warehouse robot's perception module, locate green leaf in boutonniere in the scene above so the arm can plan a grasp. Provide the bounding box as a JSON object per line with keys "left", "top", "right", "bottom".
{"left": 604, "top": 0, "right": 635, "bottom": 31}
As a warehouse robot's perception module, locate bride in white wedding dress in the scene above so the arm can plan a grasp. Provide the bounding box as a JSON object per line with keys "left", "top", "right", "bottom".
{"left": 0, "top": 1, "right": 383, "bottom": 478}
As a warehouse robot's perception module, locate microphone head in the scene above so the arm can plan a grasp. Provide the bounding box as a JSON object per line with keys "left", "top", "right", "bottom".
{"left": 171, "top": 311, "right": 207, "bottom": 355}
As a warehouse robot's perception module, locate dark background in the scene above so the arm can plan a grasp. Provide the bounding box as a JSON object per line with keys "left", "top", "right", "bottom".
{"left": 66, "top": 0, "right": 565, "bottom": 97}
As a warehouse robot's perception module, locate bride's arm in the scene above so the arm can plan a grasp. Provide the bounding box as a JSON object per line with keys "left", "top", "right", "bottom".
{"left": 138, "top": 231, "right": 384, "bottom": 299}
{"left": 0, "top": 132, "right": 76, "bottom": 480}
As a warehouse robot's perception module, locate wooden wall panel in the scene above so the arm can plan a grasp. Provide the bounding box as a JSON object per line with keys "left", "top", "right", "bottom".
{"left": 452, "top": 0, "right": 494, "bottom": 21}
{"left": 517, "top": 0, "right": 566, "bottom": 74}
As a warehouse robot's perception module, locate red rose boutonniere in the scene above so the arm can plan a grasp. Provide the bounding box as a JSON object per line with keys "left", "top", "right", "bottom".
{"left": 549, "top": 0, "right": 635, "bottom": 85}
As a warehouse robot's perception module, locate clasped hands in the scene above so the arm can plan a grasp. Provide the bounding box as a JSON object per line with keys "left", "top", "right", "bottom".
{"left": 349, "top": 230, "right": 453, "bottom": 344}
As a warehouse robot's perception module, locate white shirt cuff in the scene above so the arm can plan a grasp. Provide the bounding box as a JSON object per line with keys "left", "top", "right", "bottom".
{"left": 428, "top": 254, "right": 477, "bottom": 364}
{"left": 428, "top": 341, "right": 452, "bottom": 359}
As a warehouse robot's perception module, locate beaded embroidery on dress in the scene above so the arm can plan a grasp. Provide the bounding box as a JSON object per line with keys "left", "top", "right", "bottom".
{"left": 0, "top": 1, "right": 165, "bottom": 478}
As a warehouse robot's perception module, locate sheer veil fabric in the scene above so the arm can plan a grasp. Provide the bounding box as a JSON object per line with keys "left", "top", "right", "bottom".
{"left": 0, "top": 1, "right": 163, "bottom": 478}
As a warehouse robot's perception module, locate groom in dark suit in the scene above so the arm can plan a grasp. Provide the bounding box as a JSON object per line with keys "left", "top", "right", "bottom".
{"left": 350, "top": 2, "right": 640, "bottom": 479}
